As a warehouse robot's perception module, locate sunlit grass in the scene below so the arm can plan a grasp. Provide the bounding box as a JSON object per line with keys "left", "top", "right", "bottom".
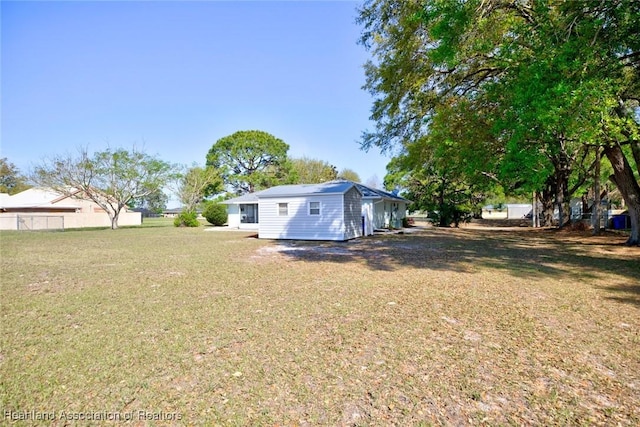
{"left": 1, "top": 226, "right": 638, "bottom": 425}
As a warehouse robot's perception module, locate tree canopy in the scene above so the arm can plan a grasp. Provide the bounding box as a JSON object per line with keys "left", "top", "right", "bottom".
{"left": 289, "top": 157, "right": 338, "bottom": 184}
{"left": 176, "top": 165, "right": 223, "bottom": 211}
{"left": 0, "top": 158, "right": 31, "bottom": 195}
{"left": 337, "top": 168, "right": 362, "bottom": 183}
{"left": 358, "top": 0, "right": 640, "bottom": 243}
{"left": 206, "top": 130, "right": 292, "bottom": 194}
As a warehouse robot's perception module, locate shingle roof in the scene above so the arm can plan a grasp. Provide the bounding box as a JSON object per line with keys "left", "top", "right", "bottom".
{"left": 220, "top": 191, "right": 263, "bottom": 204}
{"left": 220, "top": 180, "right": 410, "bottom": 203}
{"left": 256, "top": 181, "right": 358, "bottom": 198}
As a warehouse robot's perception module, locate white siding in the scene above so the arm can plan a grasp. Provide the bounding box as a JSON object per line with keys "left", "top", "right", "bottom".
{"left": 258, "top": 194, "right": 349, "bottom": 240}
{"left": 343, "top": 186, "right": 363, "bottom": 240}
{"left": 361, "top": 201, "right": 374, "bottom": 235}
{"left": 371, "top": 200, "right": 407, "bottom": 229}
{"left": 373, "top": 200, "right": 387, "bottom": 229}
{"left": 507, "top": 204, "right": 532, "bottom": 219}
{"left": 226, "top": 205, "right": 241, "bottom": 227}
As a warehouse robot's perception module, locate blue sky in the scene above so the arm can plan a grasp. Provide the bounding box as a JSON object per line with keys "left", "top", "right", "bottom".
{"left": 1, "top": 0, "right": 392, "bottom": 198}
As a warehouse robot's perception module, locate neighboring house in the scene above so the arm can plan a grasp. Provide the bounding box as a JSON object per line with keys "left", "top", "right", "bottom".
{"left": 162, "top": 208, "right": 204, "bottom": 219}
{"left": 0, "top": 188, "right": 141, "bottom": 230}
{"left": 221, "top": 180, "right": 410, "bottom": 240}
{"left": 162, "top": 208, "right": 183, "bottom": 218}
{"left": 482, "top": 204, "right": 533, "bottom": 219}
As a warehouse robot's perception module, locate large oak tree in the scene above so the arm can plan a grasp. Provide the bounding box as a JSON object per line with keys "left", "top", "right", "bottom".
{"left": 358, "top": 0, "right": 640, "bottom": 244}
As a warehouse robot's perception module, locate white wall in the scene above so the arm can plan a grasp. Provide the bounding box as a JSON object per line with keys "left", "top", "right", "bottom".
{"left": 226, "top": 204, "right": 241, "bottom": 228}
{"left": 343, "top": 186, "right": 363, "bottom": 240}
{"left": 362, "top": 201, "right": 374, "bottom": 236}
{"left": 506, "top": 204, "right": 532, "bottom": 219}
{"left": 370, "top": 200, "right": 407, "bottom": 229}
{"left": 259, "top": 194, "right": 350, "bottom": 240}
{"left": 0, "top": 212, "right": 141, "bottom": 230}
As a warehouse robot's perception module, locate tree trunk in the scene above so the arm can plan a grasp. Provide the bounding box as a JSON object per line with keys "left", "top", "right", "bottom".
{"left": 109, "top": 211, "right": 120, "bottom": 230}
{"left": 592, "top": 146, "right": 602, "bottom": 235}
{"left": 603, "top": 143, "right": 640, "bottom": 245}
{"left": 541, "top": 175, "right": 556, "bottom": 227}
{"left": 630, "top": 140, "right": 640, "bottom": 176}
{"left": 532, "top": 192, "right": 539, "bottom": 227}
{"left": 553, "top": 150, "right": 572, "bottom": 228}
{"left": 438, "top": 177, "right": 448, "bottom": 227}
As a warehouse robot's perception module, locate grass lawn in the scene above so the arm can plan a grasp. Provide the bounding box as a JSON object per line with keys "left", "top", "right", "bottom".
{"left": 1, "top": 223, "right": 638, "bottom": 425}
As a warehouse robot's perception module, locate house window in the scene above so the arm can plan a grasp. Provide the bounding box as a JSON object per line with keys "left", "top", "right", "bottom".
{"left": 240, "top": 204, "right": 258, "bottom": 224}
{"left": 309, "top": 201, "right": 320, "bottom": 215}
{"left": 278, "top": 203, "right": 288, "bottom": 216}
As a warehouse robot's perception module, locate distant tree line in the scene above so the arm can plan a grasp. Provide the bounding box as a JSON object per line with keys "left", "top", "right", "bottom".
{"left": 5, "top": 130, "right": 368, "bottom": 229}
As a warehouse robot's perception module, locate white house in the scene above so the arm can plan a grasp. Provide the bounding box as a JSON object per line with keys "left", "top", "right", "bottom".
{"left": 257, "top": 181, "right": 363, "bottom": 241}
{"left": 355, "top": 183, "right": 409, "bottom": 234}
{"left": 220, "top": 191, "right": 262, "bottom": 230}
{"left": 0, "top": 188, "right": 141, "bottom": 230}
{"left": 221, "top": 180, "right": 410, "bottom": 240}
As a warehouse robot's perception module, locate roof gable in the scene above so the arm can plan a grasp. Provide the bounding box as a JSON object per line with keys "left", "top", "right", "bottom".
{"left": 355, "top": 183, "right": 409, "bottom": 202}
{"left": 0, "top": 188, "right": 84, "bottom": 209}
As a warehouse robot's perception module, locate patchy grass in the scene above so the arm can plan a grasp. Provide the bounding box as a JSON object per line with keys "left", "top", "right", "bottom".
{"left": 1, "top": 226, "right": 638, "bottom": 425}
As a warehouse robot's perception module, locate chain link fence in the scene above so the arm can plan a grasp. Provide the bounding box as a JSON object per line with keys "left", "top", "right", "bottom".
{"left": 16, "top": 215, "right": 65, "bottom": 231}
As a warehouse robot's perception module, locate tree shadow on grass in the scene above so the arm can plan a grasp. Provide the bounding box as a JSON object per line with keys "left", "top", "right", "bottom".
{"left": 598, "top": 283, "right": 640, "bottom": 307}
{"left": 269, "top": 227, "right": 640, "bottom": 306}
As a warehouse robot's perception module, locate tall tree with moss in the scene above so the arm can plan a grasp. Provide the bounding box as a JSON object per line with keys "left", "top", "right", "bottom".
{"left": 206, "top": 130, "right": 292, "bottom": 194}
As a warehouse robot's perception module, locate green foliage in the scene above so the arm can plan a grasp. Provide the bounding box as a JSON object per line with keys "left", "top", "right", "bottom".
{"left": 173, "top": 210, "right": 200, "bottom": 227}
{"left": 131, "top": 189, "right": 168, "bottom": 214}
{"left": 289, "top": 157, "right": 338, "bottom": 184}
{"left": 203, "top": 202, "right": 228, "bottom": 226}
{"left": 359, "top": 0, "right": 640, "bottom": 241}
{"left": 384, "top": 143, "right": 481, "bottom": 228}
{"left": 177, "top": 165, "right": 223, "bottom": 211}
{"left": 32, "top": 146, "right": 176, "bottom": 229}
{"left": 428, "top": 204, "right": 473, "bottom": 228}
{"left": 337, "top": 168, "right": 361, "bottom": 183}
{"left": 206, "top": 130, "right": 292, "bottom": 194}
{"left": 0, "top": 158, "right": 31, "bottom": 195}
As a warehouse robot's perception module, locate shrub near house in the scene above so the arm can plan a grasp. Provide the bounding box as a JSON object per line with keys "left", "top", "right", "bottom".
{"left": 174, "top": 211, "right": 200, "bottom": 227}
{"left": 203, "top": 203, "right": 228, "bottom": 226}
